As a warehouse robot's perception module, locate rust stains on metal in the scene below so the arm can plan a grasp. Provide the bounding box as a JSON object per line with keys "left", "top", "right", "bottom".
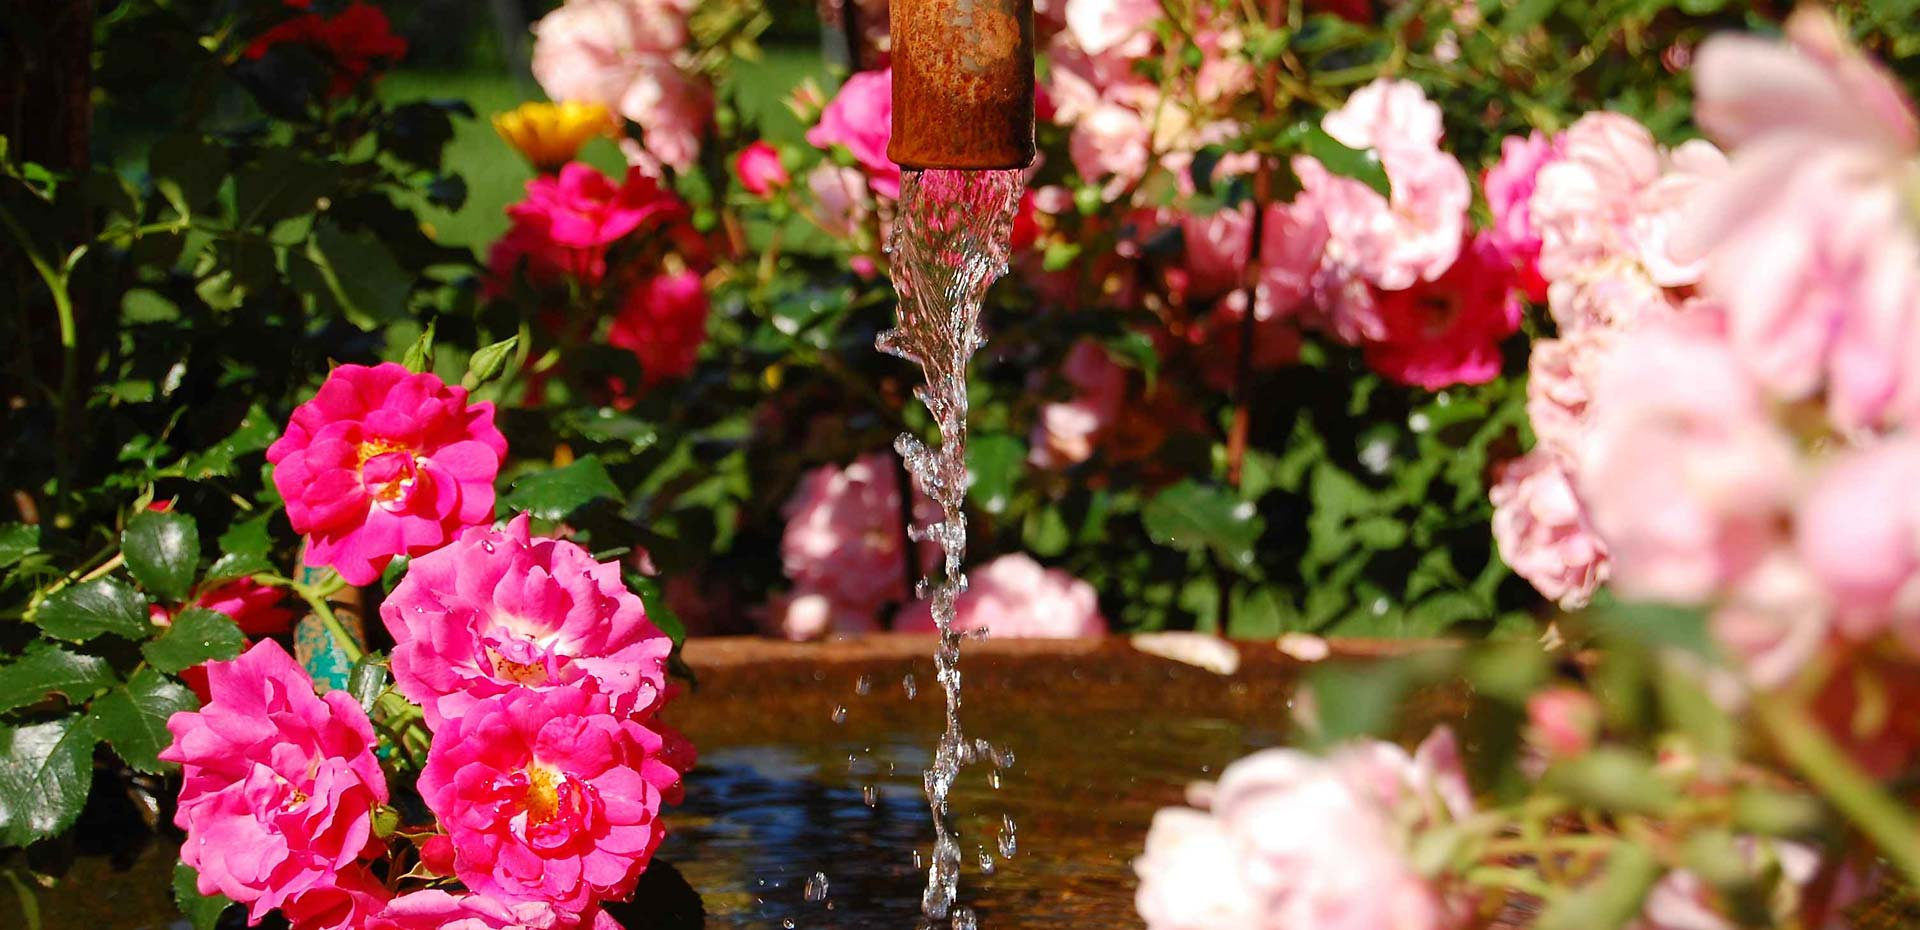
{"left": 887, "top": 0, "right": 1036, "bottom": 170}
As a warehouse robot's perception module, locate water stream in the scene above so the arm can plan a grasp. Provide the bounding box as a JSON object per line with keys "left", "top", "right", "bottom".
{"left": 879, "top": 167, "right": 1026, "bottom": 926}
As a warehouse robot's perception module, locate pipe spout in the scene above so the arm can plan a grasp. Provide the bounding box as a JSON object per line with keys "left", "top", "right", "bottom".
{"left": 886, "top": 0, "right": 1036, "bottom": 171}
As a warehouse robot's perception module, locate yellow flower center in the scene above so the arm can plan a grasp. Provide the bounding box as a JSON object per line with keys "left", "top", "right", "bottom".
{"left": 523, "top": 765, "right": 562, "bottom": 825}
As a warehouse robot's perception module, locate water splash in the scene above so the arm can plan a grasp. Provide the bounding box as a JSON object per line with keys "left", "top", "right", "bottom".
{"left": 881, "top": 167, "right": 1025, "bottom": 922}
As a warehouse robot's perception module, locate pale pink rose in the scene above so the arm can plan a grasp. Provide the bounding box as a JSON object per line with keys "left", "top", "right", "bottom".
{"left": 1526, "top": 688, "right": 1598, "bottom": 759}
{"left": 1319, "top": 78, "right": 1445, "bottom": 155}
{"left": 160, "top": 641, "right": 388, "bottom": 922}
{"left": 1524, "top": 331, "right": 1611, "bottom": 462}
{"left": 369, "top": 890, "right": 612, "bottom": 930}
{"left": 768, "top": 588, "right": 880, "bottom": 641}
{"left": 1490, "top": 452, "right": 1609, "bottom": 610}
{"left": 1483, "top": 131, "right": 1563, "bottom": 302}
{"left": 896, "top": 554, "right": 1108, "bottom": 637}
{"left": 1063, "top": 0, "right": 1158, "bottom": 57}
{"left": 1794, "top": 438, "right": 1920, "bottom": 640}
{"left": 1180, "top": 203, "right": 1252, "bottom": 302}
{"left": 416, "top": 687, "right": 692, "bottom": 913}
{"left": 1632, "top": 840, "right": 1842, "bottom": 930}
{"left": 781, "top": 453, "right": 927, "bottom": 623}
{"left": 1192, "top": 25, "right": 1256, "bottom": 105}
{"left": 266, "top": 363, "right": 508, "bottom": 586}
{"left": 608, "top": 269, "right": 710, "bottom": 388}
{"left": 1629, "top": 139, "right": 1726, "bottom": 288}
{"left": 733, "top": 140, "right": 789, "bottom": 196}
{"left": 1029, "top": 340, "right": 1126, "bottom": 470}
{"left": 1070, "top": 101, "right": 1154, "bottom": 194}
{"left": 283, "top": 866, "right": 392, "bottom": 930}
{"left": 1531, "top": 112, "right": 1664, "bottom": 285}
{"left": 1711, "top": 550, "right": 1831, "bottom": 691}
{"left": 806, "top": 69, "right": 900, "bottom": 198}
{"left": 1577, "top": 325, "right": 1799, "bottom": 603}
{"left": 381, "top": 513, "right": 674, "bottom": 731}
{"left": 805, "top": 163, "right": 872, "bottom": 239}
{"left": 1256, "top": 198, "right": 1329, "bottom": 320}
{"left": 1137, "top": 729, "right": 1475, "bottom": 930}
{"left": 1295, "top": 117, "right": 1470, "bottom": 294}
{"left": 1363, "top": 234, "right": 1522, "bottom": 390}
{"left": 530, "top": 0, "right": 710, "bottom": 171}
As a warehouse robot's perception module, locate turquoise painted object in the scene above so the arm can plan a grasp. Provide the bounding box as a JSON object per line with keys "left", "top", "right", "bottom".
{"left": 295, "top": 561, "right": 361, "bottom": 691}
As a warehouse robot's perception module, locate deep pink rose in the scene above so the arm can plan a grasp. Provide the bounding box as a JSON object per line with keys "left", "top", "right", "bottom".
{"left": 780, "top": 452, "right": 931, "bottom": 626}
{"left": 530, "top": 0, "right": 710, "bottom": 171}
{"left": 1794, "top": 438, "right": 1920, "bottom": 641}
{"left": 1482, "top": 131, "right": 1562, "bottom": 302}
{"left": 1180, "top": 203, "right": 1252, "bottom": 302}
{"left": 493, "top": 164, "right": 687, "bottom": 289}
{"left": 267, "top": 363, "right": 507, "bottom": 586}
{"left": 1028, "top": 340, "right": 1126, "bottom": 470}
{"left": 608, "top": 270, "right": 710, "bottom": 390}
{"left": 1363, "top": 234, "right": 1522, "bottom": 390}
{"left": 1577, "top": 325, "right": 1798, "bottom": 603}
{"left": 733, "top": 140, "right": 789, "bottom": 196}
{"left": 160, "top": 641, "right": 388, "bottom": 922}
{"left": 416, "top": 687, "right": 692, "bottom": 913}
{"left": 1135, "top": 729, "right": 1475, "bottom": 930}
{"left": 1490, "top": 452, "right": 1609, "bottom": 611}
{"left": 382, "top": 513, "right": 674, "bottom": 731}
{"left": 896, "top": 554, "right": 1108, "bottom": 637}
{"left": 370, "top": 890, "right": 616, "bottom": 930}
{"left": 153, "top": 577, "right": 297, "bottom": 703}
{"left": 283, "top": 865, "right": 393, "bottom": 930}
{"left": 806, "top": 69, "right": 900, "bottom": 198}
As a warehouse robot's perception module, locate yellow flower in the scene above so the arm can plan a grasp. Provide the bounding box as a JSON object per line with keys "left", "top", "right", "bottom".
{"left": 492, "top": 101, "right": 618, "bottom": 172}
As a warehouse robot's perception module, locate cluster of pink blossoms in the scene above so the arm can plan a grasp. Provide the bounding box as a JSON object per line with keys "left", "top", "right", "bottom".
{"left": 1494, "top": 10, "right": 1920, "bottom": 725}
{"left": 529, "top": 0, "right": 710, "bottom": 173}
{"left": 171, "top": 364, "right": 691, "bottom": 930}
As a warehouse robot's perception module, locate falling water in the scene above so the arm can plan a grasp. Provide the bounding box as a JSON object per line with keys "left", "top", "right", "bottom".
{"left": 880, "top": 167, "right": 1025, "bottom": 924}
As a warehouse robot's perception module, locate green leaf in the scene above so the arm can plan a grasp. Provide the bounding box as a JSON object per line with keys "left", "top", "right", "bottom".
{"left": 34, "top": 577, "right": 152, "bottom": 642}
{"left": 0, "top": 644, "right": 115, "bottom": 714}
{"left": 402, "top": 318, "right": 436, "bottom": 373}
{"left": 217, "top": 514, "right": 273, "bottom": 561}
{"left": 1501, "top": 0, "right": 1560, "bottom": 33}
{"left": 179, "top": 405, "right": 278, "bottom": 479}
{"left": 347, "top": 653, "right": 390, "bottom": 716}
{"left": 308, "top": 220, "right": 411, "bottom": 325}
{"left": 1305, "top": 659, "right": 1414, "bottom": 745}
{"left": 0, "top": 524, "right": 39, "bottom": 570}
{"left": 463, "top": 335, "right": 521, "bottom": 390}
{"left": 503, "top": 456, "right": 622, "bottom": 521}
{"left": 172, "top": 863, "right": 234, "bottom": 930}
{"left": 142, "top": 608, "right": 244, "bottom": 675}
{"left": 1536, "top": 842, "right": 1661, "bottom": 930}
{"left": 1588, "top": 601, "right": 1713, "bottom": 655}
{"left": 0, "top": 716, "right": 95, "bottom": 847}
{"left": 1021, "top": 505, "right": 1071, "bottom": 558}
{"left": 1142, "top": 480, "right": 1265, "bottom": 571}
{"left": 1301, "top": 125, "right": 1390, "bottom": 199}
{"left": 966, "top": 434, "right": 1026, "bottom": 516}
{"left": 1544, "top": 747, "right": 1679, "bottom": 816}
{"left": 88, "top": 668, "right": 198, "bottom": 774}
{"left": 234, "top": 149, "right": 337, "bottom": 229}
{"left": 123, "top": 509, "right": 201, "bottom": 602}
{"left": 204, "top": 551, "right": 275, "bottom": 586}
{"left": 1226, "top": 584, "right": 1296, "bottom": 638}
{"left": 150, "top": 135, "right": 227, "bottom": 218}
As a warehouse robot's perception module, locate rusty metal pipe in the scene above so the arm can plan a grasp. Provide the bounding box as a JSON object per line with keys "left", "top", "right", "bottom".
{"left": 887, "top": 0, "right": 1036, "bottom": 171}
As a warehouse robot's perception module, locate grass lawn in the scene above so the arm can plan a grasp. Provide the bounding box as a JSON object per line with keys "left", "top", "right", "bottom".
{"left": 383, "top": 45, "right": 832, "bottom": 253}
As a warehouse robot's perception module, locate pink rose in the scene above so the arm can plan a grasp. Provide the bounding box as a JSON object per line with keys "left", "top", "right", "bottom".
{"left": 1319, "top": 78, "right": 1445, "bottom": 155}
{"left": 1710, "top": 550, "right": 1831, "bottom": 691}
{"left": 1256, "top": 197, "right": 1329, "bottom": 320}
{"left": 369, "top": 890, "right": 613, "bottom": 930}
{"left": 1136, "top": 729, "right": 1475, "bottom": 930}
{"left": 780, "top": 453, "right": 930, "bottom": 625}
{"left": 416, "top": 687, "right": 692, "bottom": 913}
{"left": 1363, "top": 234, "right": 1522, "bottom": 390}
{"left": 806, "top": 69, "right": 900, "bottom": 199}
{"left": 1063, "top": 0, "right": 1158, "bottom": 57}
{"left": 896, "top": 554, "right": 1108, "bottom": 637}
{"left": 1028, "top": 340, "right": 1126, "bottom": 470}
{"left": 196, "top": 577, "right": 297, "bottom": 635}
{"left": 283, "top": 865, "right": 392, "bottom": 930}
{"left": 492, "top": 164, "right": 687, "bottom": 290}
{"left": 805, "top": 163, "right": 873, "bottom": 239}
{"left": 608, "top": 270, "right": 710, "bottom": 389}
{"left": 1069, "top": 101, "right": 1154, "bottom": 194}
{"left": 1523, "top": 331, "right": 1611, "bottom": 463}
{"left": 1632, "top": 840, "right": 1852, "bottom": 930}
{"left": 1531, "top": 112, "right": 1663, "bottom": 286}
{"left": 1482, "top": 131, "right": 1562, "bottom": 302}
{"left": 733, "top": 140, "right": 789, "bottom": 196}
{"left": 160, "top": 641, "right": 388, "bottom": 922}
{"left": 1794, "top": 438, "right": 1920, "bottom": 640}
{"left": 1490, "top": 452, "right": 1610, "bottom": 611}
{"left": 266, "top": 363, "right": 507, "bottom": 586}
{"left": 1577, "top": 325, "right": 1798, "bottom": 603}
{"left": 382, "top": 513, "right": 673, "bottom": 731}
{"left": 1525, "top": 688, "right": 1598, "bottom": 760}
{"left": 768, "top": 588, "right": 880, "bottom": 641}
{"left": 1180, "top": 203, "right": 1252, "bottom": 303}
{"left": 530, "top": 0, "right": 711, "bottom": 171}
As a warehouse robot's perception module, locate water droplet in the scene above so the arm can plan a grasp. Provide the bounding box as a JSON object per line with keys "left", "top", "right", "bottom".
{"left": 977, "top": 847, "right": 995, "bottom": 874}
{"left": 781, "top": 920, "right": 796, "bottom": 930}
{"left": 479, "top": 540, "right": 495, "bottom": 553}
{"left": 987, "top": 770, "right": 1000, "bottom": 789}
{"left": 862, "top": 784, "right": 878, "bottom": 807}
{"left": 831, "top": 705, "right": 847, "bottom": 724}
{"left": 855, "top": 674, "right": 873, "bottom": 696}
{"left": 998, "top": 814, "right": 1017, "bottom": 858}
{"left": 803, "top": 871, "right": 829, "bottom": 902}
{"left": 913, "top": 849, "right": 925, "bottom": 869}
{"left": 903, "top": 674, "right": 918, "bottom": 700}
{"left": 952, "top": 906, "right": 978, "bottom": 930}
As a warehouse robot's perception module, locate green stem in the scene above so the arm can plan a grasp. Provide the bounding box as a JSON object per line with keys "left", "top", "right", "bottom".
{"left": 0, "top": 201, "right": 79, "bottom": 518}
{"left": 291, "top": 577, "right": 365, "bottom": 664}
{"left": 1755, "top": 693, "right": 1920, "bottom": 888}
